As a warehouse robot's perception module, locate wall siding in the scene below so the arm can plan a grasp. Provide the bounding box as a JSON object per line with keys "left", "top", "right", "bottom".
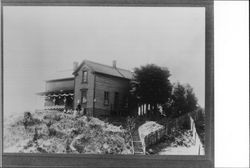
{"left": 94, "top": 73, "right": 130, "bottom": 116}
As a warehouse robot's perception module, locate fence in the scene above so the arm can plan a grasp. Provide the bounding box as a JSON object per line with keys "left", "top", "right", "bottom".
{"left": 137, "top": 113, "right": 204, "bottom": 155}
{"left": 138, "top": 121, "right": 165, "bottom": 154}
{"left": 166, "top": 114, "right": 204, "bottom": 155}
{"left": 143, "top": 127, "right": 165, "bottom": 148}
{"left": 190, "top": 116, "right": 204, "bottom": 155}
{"left": 137, "top": 104, "right": 164, "bottom": 116}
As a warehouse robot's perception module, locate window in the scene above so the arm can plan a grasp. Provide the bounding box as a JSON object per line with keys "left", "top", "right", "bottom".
{"left": 104, "top": 91, "right": 109, "bottom": 105}
{"left": 123, "top": 95, "right": 128, "bottom": 108}
{"left": 114, "top": 92, "right": 119, "bottom": 109}
{"left": 82, "top": 71, "right": 88, "bottom": 83}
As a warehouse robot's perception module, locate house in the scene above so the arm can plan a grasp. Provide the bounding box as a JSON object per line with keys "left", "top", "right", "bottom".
{"left": 39, "top": 60, "right": 133, "bottom": 117}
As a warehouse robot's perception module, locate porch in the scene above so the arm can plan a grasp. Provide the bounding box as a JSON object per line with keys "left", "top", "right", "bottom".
{"left": 37, "top": 90, "right": 74, "bottom": 111}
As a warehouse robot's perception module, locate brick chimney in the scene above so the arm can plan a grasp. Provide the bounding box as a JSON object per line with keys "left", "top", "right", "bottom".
{"left": 73, "top": 61, "right": 78, "bottom": 71}
{"left": 112, "top": 60, "right": 117, "bottom": 69}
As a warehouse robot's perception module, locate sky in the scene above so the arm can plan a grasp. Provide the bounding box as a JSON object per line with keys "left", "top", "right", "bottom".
{"left": 3, "top": 6, "right": 205, "bottom": 116}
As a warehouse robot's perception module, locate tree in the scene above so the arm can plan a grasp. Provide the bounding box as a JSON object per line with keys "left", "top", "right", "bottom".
{"left": 130, "top": 64, "right": 172, "bottom": 117}
{"left": 185, "top": 84, "right": 198, "bottom": 113}
{"left": 170, "top": 83, "right": 198, "bottom": 118}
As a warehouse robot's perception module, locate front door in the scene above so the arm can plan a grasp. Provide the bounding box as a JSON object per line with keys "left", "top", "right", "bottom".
{"left": 81, "top": 89, "right": 87, "bottom": 114}
{"left": 114, "top": 92, "right": 119, "bottom": 115}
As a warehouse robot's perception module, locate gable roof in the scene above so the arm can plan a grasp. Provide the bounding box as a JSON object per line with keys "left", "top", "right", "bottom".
{"left": 73, "top": 60, "right": 133, "bottom": 80}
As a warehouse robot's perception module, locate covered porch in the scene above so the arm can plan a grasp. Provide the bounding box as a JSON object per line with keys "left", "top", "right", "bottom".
{"left": 37, "top": 90, "right": 74, "bottom": 111}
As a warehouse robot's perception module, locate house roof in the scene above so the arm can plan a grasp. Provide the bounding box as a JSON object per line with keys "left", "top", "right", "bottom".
{"left": 46, "top": 69, "right": 74, "bottom": 82}
{"left": 73, "top": 60, "right": 133, "bottom": 80}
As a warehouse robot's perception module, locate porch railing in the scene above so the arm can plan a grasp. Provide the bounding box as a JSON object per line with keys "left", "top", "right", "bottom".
{"left": 45, "top": 105, "right": 65, "bottom": 110}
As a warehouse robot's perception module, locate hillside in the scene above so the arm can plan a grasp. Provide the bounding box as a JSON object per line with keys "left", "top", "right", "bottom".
{"left": 4, "top": 110, "right": 133, "bottom": 154}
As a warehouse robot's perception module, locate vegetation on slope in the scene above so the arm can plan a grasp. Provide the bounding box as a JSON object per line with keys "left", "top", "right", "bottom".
{"left": 4, "top": 110, "right": 133, "bottom": 154}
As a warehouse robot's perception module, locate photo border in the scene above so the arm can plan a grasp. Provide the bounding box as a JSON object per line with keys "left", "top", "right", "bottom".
{"left": 0, "top": 0, "right": 214, "bottom": 167}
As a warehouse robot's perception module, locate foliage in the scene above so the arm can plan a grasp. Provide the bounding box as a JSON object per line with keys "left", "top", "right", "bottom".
{"left": 4, "top": 110, "right": 133, "bottom": 154}
{"left": 125, "top": 116, "right": 136, "bottom": 134}
{"left": 23, "top": 111, "right": 42, "bottom": 129}
{"left": 130, "top": 64, "right": 200, "bottom": 121}
{"left": 46, "top": 120, "right": 53, "bottom": 128}
{"left": 24, "top": 111, "right": 32, "bottom": 120}
{"left": 166, "top": 83, "right": 198, "bottom": 118}
{"left": 33, "top": 127, "right": 39, "bottom": 142}
{"left": 130, "top": 64, "right": 172, "bottom": 115}
{"left": 23, "top": 111, "right": 32, "bottom": 129}
{"left": 43, "top": 113, "right": 61, "bottom": 121}
{"left": 191, "top": 107, "right": 205, "bottom": 144}
{"left": 146, "top": 129, "right": 194, "bottom": 154}
{"left": 48, "top": 128, "right": 57, "bottom": 137}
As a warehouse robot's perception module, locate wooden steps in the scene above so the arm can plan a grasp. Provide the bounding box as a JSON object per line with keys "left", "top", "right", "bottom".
{"left": 132, "top": 130, "right": 145, "bottom": 155}
{"left": 132, "top": 141, "right": 144, "bottom": 155}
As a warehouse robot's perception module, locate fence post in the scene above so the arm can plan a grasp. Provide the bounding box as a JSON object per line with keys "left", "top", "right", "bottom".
{"left": 198, "top": 144, "right": 200, "bottom": 155}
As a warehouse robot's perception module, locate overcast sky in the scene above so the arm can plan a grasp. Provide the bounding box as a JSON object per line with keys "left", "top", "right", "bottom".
{"left": 3, "top": 6, "right": 205, "bottom": 116}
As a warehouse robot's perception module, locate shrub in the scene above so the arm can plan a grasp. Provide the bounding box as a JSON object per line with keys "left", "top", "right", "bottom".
{"left": 43, "top": 113, "right": 61, "bottom": 121}
{"left": 24, "top": 111, "right": 32, "bottom": 120}
{"left": 53, "top": 114, "right": 61, "bottom": 121}
{"left": 48, "top": 128, "right": 57, "bottom": 136}
{"left": 125, "top": 116, "right": 136, "bottom": 134}
{"left": 89, "top": 124, "right": 102, "bottom": 130}
{"left": 86, "top": 116, "right": 91, "bottom": 122}
{"left": 22, "top": 111, "right": 41, "bottom": 128}
{"left": 65, "top": 139, "right": 71, "bottom": 153}
{"left": 71, "top": 129, "right": 80, "bottom": 136}
{"left": 24, "top": 140, "right": 34, "bottom": 149}
{"left": 23, "top": 111, "right": 32, "bottom": 129}
{"left": 37, "top": 147, "right": 47, "bottom": 153}
{"left": 32, "top": 127, "right": 40, "bottom": 144}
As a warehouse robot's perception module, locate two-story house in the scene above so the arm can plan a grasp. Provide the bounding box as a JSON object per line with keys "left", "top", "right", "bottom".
{"left": 39, "top": 60, "right": 133, "bottom": 117}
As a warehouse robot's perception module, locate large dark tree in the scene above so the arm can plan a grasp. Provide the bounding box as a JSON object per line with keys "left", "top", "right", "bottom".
{"left": 130, "top": 64, "right": 172, "bottom": 116}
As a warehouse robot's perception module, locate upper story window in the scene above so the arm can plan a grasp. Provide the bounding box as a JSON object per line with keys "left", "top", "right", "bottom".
{"left": 82, "top": 71, "right": 88, "bottom": 83}
{"left": 104, "top": 91, "right": 109, "bottom": 106}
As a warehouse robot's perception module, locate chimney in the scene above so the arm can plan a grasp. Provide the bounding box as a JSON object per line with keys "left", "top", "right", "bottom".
{"left": 112, "top": 60, "right": 117, "bottom": 69}
{"left": 73, "top": 61, "right": 79, "bottom": 71}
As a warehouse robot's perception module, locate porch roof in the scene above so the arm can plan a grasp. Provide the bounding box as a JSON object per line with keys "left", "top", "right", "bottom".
{"left": 37, "top": 89, "right": 74, "bottom": 96}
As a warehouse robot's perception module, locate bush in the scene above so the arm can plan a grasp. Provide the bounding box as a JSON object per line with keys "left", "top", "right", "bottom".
{"left": 89, "top": 124, "right": 102, "bottom": 130}
{"left": 33, "top": 127, "right": 39, "bottom": 142}
{"left": 24, "top": 140, "right": 33, "bottom": 149}
{"left": 43, "top": 113, "right": 61, "bottom": 121}
{"left": 65, "top": 139, "right": 71, "bottom": 153}
{"left": 125, "top": 116, "right": 136, "bottom": 134}
{"left": 86, "top": 116, "right": 91, "bottom": 122}
{"left": 48, "top": 128, "right": 57, "bottom": 136}
{"left": 24, "top": 111, "right": 32, "bottom": 120}
{"left": 70, "top": 129, "right": 80, "bottom": 136}
{"left": 53, "top": 114, "right": 61, "bottom": 121}
{"left": 23, "top": 111, "right": 41, "bottom": 129}
{"left": 23, "top": 111, "right": 32, "bottom": 129}
{"left": 46, "top": 120, "right": 53, "bottom": 128}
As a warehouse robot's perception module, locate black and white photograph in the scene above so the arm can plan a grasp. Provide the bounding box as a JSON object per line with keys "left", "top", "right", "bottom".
{"left": 3, "top": 6, "right": 206, "bottom": 156}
